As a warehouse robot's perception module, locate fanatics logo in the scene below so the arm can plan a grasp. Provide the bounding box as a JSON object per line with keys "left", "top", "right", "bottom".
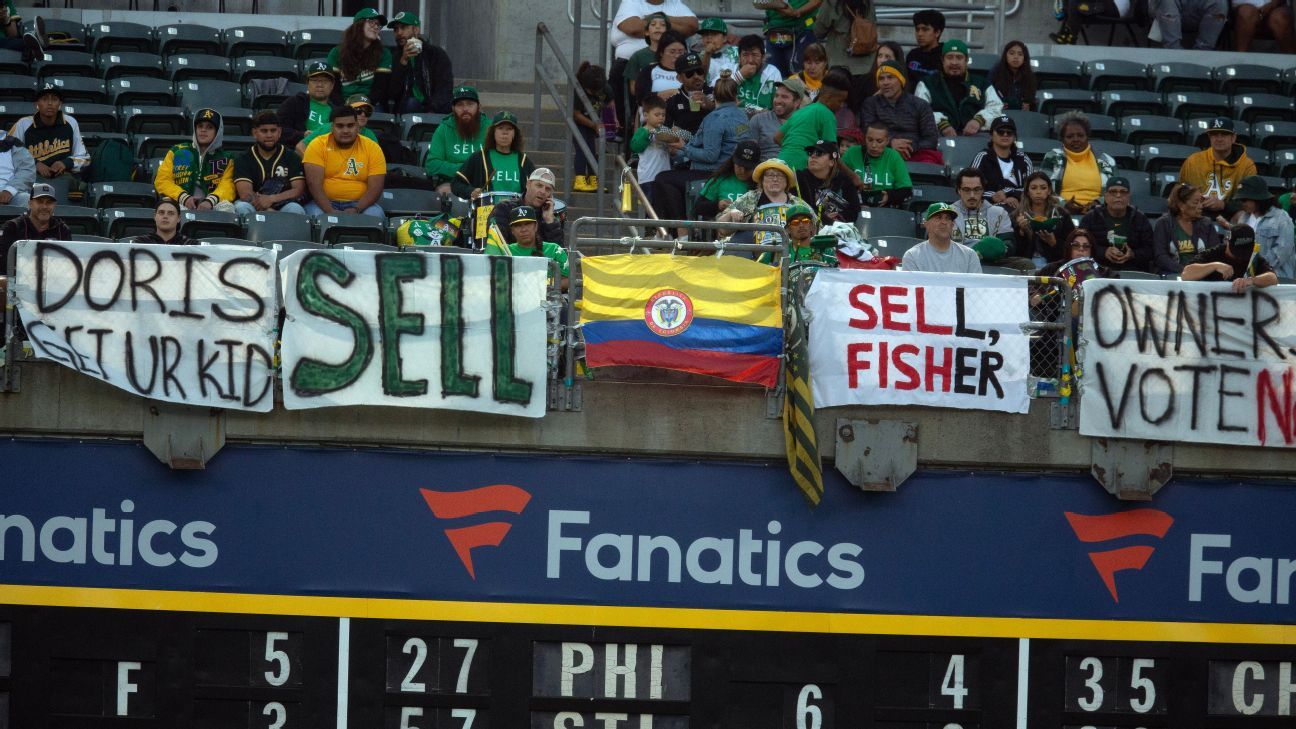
{"left": 1065, "top": 509, "right": 1174, "bottom": 603}
{"left": 421, "top": 485, "right": 532, "bottom": 579}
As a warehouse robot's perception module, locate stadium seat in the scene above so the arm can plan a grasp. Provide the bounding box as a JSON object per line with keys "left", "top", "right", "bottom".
{"left": 1283, "top": 68, "right": 1296, "bottom": 96}
{"left": 856, "top": 208, "right": 918, "bottom": 238}
{"left": 87, "top": 181, "right": 157, "bottom": 209}
{"left": 1016, "top": 137, "right": 1056, "bottom": 165}
{"left": 290, "top": 29, "right": 344, "bottom": 60}
{"left": 387, "top": 164, "right": 429, "bottom": 180}
{"left": 233, "top": 56, "right": 299, "bottom": 85}
{"left": 1131, "top": 195, "right": 1167, "bottom": 216}
{"left": 143, "top": 157, "right": 164, "bottom": 181}
{"left": 199, "top": 237, "right": 260, "bottom": 248}
{"left": 247, "top": 81, "right": 306, "bottom": 111}
{"left": 905, "top": 162, "right": 947, "bottom": 186}
{"left": 180, "top": 210, "right": 244, "bottom": 239}
{"left": 980, "top": 265, "right": 1021, "bottom": 275}
{"left": 23, "top": 17, "right": 86, "bottom": 47}
{"left": 1116, "top": 270, "right": 1162, "bottom": 280}
{"left": 400, "top": 113, "right": 445, "bottom": 143}
{"left": 58, "top": 206, "right": 101, "bottom": 236}
{"left": 1136, "top": 143, "right": 1197, "bottom": 173}
{"left": 1154, "top": 171, "right": 1180, "bottom": 196}
{"left": 871, "top": 236, "right": 922, "bottom": 259}
{"left": 936, "top": 137, "right": 983, "bottom": 171}
{"left": 176, "top": 79, "right": 244, "bottom": 110}
{"left": 0, "top": 102, "right": 24, "bottom": 129}
{"left": 123, "top": 105, "right": 188, "bottom": 135}
{"left": 135, "top": 134, "right": 189, "bottom": 160}
{"left": 1113, "top": 169, "right": 1153, "bottom": 196}
{"left": 222, "top": 135, "right": 257, "bottom": 154}
{"left": 109, "top": 76, "right": 176, "bottom": 106}
{"left": 47, "top": 77, "right": 108, "bottom": 105}
{"left": 61, "top": 103, "right": 118, "bottom": 134}
{"left": 102, "top": 207, "right": 157, "bottom": 239}
{"left": 165, "top": 54, "right": 233, "bottom": 83}
{"left": 209, "top": 107, "right": 255, "bottom": 136}
{"left": 34, "top": 50, "right": 96, "bottom": 80}
{"left": 69, "top": 234, "right": 114, "bottom": 243}
{"left": 1185, "top": 117, "right": 1250, "bottom": 147}
{"left": 1252, "top": 122, "right": 1296, "bottom": 151}
{"left": 1092, "top": 140, "right": 1137, "bottom": 169}
{"left": 1102, "top": 90, "right": 1164, "bottom": 117}
{"left": 1084, "top": 59, "right": 1147, "bottom": 91}
{"left": 1119, "top": 115, "right": 1185, "bottom": 146}
{"left": 266, "top": 240, "right": 327, "bottom": 255}
{"left": 966, "top": 52, "right": 997, "bottom": 72}
{"left": 223, "top": 27, "right": 289, "bottom": 58}
{"left": 414, "top": 141, "right": 432, "bottom": 167}
{"left": 97, "top": 52, "right": 165, "bottom": 81}
{"left": 1149, "top": 62, "right": 1213, "bottom": 93}
{"left": 82, "top": 132, "right": 131, "bottom": 160}
{"left": 156, "top": 24, "right": 223, "bottom": 57}
{"left": 1003, "top": 110, "right": 1049, "bottom": 140}
{"left": 1037, "top": 89, "right": 1098, "bottom": 116}
{"left": 1268, "top": 149, "right": 1296, "bottom": 178}
{"left": 246, "top": 213, "right": 314, "bottom": 243}
{"left": 1260, "top": 175, "right": 1287, "bottom": 194}
{"left": 1214, "top": 64, "right": 1282, "bottom": 96}
{"left": 379, "top": 189, "right": 442, "bottom": 217}
{"left": 906, "top": 185, "right": 958, "bottom": 214}
{"left": 1165, "top": 91, "right": 1229, "bottom": 121}
{"left": 1231, "top": 93, "right": 1293, "bottom": 125}
{"left": 315, "top": 213, "right": 387, "bottom": 245}
{"left": 332, "top": 242, "right": 398, "bottom": 252}
{"left": 367, "top": 112, "right": 398, "bottom": 138}
{"left": 1250, "top": 148, "right": 1272, "bottom": 176}
{"left": 0, "top": 49, "right": 23, "bottom": 75}
{"left": 1081, "top": 113, "right": 1119, "bottom": 141}
{"left": 87, "top": 21, "right": 155, "bottom": 55}
{"left": 1029, "top": 56, "right": 1084, "bottom": 90}
{"left": 0, "top": 74, "right": 38, "bottom": 102}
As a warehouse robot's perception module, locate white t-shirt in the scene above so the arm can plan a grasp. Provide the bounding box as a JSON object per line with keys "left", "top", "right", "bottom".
{"left": 612, "top": 0, "right": 698, "bottom": 60}
{"left": 901, "top": 240, "right": 983, "bottom": 274}
{"left": 649, "top": 64, "right": 683, "bottom": 94}
{"left": 706, "top": 46, "right": 740, "bottom": 86}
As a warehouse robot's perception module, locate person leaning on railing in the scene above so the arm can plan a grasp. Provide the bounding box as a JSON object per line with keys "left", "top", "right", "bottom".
{"left": 1151, "top": 182, "right": 1222, "bottom": 276}
{"left": 1180, "top": 223, "right": 1279, "bottom": 292}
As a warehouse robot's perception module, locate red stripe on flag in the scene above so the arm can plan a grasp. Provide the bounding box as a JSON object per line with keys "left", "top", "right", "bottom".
{"left": 587, "top": 340, "right": 780, "bottom": 387}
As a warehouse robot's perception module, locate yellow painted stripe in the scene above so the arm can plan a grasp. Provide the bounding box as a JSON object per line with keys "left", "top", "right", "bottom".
{"left": 2, "top": 585, "right": 1293, "bottom": 645}
{"left": 581, "top": 254, "right": 782, "bottom": 327}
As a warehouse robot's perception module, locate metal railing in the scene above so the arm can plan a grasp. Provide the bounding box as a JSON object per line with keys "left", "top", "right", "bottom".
{"left": 534, "top": 22, "right": 610, "bottom": 222}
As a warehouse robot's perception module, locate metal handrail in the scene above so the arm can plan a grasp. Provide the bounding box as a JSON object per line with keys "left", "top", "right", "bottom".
{"left": 614, "top": 154, "right": 670, "bottom": 239}
{"left": 534, "top": 21, "right": 608, "bottom": 222}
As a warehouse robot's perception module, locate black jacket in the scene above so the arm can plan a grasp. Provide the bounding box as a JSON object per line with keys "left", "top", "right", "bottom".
{"left": 0, "top": 214, "right": 72, "bottom": 266}
{"left": 388, "top": 37, "right": 454, "bottom": 114}
{"left": 451, "top": 148, "right": 535, "bottom": 199}
{"left": 1080, "top": 204, "right": 1156, "bottom": 272}
{"left": 971, "top": 145, "right": 1032, "bottom": 203}
{"left": 130, "top": 232, "right": 197, "bottom": 246}
{"left": 796, "top": 169, "right": 862, "bottom": 225}
{"left": 277, "top": 90, "right": 343, "bottom": 149}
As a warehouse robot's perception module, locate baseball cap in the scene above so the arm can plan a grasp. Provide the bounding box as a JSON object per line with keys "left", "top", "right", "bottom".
{"left": 452, "top": 85, "right": 479, "bottom": 102}
{"left": 990, "top": 115, "right": 1016, "bottom": 133}
{"left": 804, "top": 139, "right": 838, "bottom": 157}
{"left": 699, "top": 17, "right": 728, "bottom": 34}
{"left": 387, "top": 11, "right": 420, "bottom": 28}
{"left": 492, "top": 110, "right": 519, "bottom": 127}
{"left": 942, "top": 39, "right": 969, "bottom": 57}
{"left": 347, "top": 94, "right": 374, "bottom": 112}
{"left": 36, "top": 82, "right": 62, "bottom": 100}
{"left": 509, "top": 205, "right": 538, "bottom": 225}
{"left": 1207, "top": 117, "right": 1235, "bottom": 133}
{"left": 785, "top": 202, "right": 815, "bottom": 222}
{"left": 1105, "top": 176, "right": 1131, "bottom": 191}
{"left": 1232, "top": 175, "right": 1271, "bottom": 201}
{"left": 193, "top": 108, "right": 220, "bottom": 127}
{"left": 529, "top": 168, "right": 557, "bottom": 187}
{"left": 732, "top": 140, "right": 760, "bottom": 166}
{"left": 678, "top": 52, "right": 704, "bottom": 74}
{"left": 31, "top": 183, "right": 57, "bottom": 201}
{"left": 774, "top": 76, "right": 809, "bottom": 102}
{"left": 305, "top": 60, "right": 335, "bottom": 80}
{"left": 353, "top": 7, "right": 387, "bottom": 25}
{"left": 923, "top": 202, "right": 958, "bottom": 221}
{"left": 1228, "top": 224, "right": 1256, "bottom": 248}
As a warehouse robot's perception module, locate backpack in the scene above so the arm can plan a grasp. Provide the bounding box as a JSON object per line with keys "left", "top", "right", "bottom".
{"left": 88, "top": 138, "right": 137, "bottom": 183}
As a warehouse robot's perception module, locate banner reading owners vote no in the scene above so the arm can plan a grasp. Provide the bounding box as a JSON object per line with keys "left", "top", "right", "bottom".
{"left": 805, "top": 270, "right": 1031, "bottom": 413}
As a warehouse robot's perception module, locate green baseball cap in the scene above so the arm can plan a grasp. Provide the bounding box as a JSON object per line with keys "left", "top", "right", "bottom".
{"left": 785, "top": 202, "right": 815, "bottom": 222}
{"left": 346, "top": 94, "right": 374, "bottom": 112}
{"left": 353, "top": 7, "right": 387, "bottom": 25}
{"left": 492, "top": 110, "right": 519, "bottom": 127}
{"left": 305, "top": 60, "right": 335, "bottom": 80}
{"left": 452, "top": 85, "right": 478, "bottom": 102}
{"left": 923, "top": 202, "right": 958, "bottom": 221}
{"left": 942, "top": 39, "right": 969, "bottom": 57}
{"left": 387, "top": 11, "right": 420, "bottom": 28}
{"left": 699, "top": 17, "right": 728, "bottom": 34}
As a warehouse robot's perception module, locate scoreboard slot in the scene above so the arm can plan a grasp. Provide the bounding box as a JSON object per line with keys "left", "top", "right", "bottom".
{"left": 195, "top": 629, "right": 305, "bottom": 688}
{"left": 874, "top": 650, "right": 981, "bottom": 710}
{"left": 384, "top": 635, "right": 489, "bottom": 696}
{"left": 49, "top": 657, "right": 156, "bottom": 717}
{"left": 385, "top": 705, "right": 488, "bottom": 729}
{"left": 192, "top": 698, "right": 300, "bottom": 729}
{"left": 1207, "top": 660, "right": 1296, "bottom": 717}
{"left": 1062, "top": 654, "right": 1167, "bottom": 715}
{"left": 723, "top": 680, "right": 835, "bottom": 729}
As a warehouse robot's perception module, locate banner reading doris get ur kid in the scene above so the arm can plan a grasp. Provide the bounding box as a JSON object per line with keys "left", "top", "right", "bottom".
{"left": 805, "top": 270, "right": 1031, "bottom": 413}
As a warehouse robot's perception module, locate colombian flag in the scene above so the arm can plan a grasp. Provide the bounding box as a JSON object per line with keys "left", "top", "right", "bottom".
{"left": 580, "top": 254, "right": 783, "bottom": 387}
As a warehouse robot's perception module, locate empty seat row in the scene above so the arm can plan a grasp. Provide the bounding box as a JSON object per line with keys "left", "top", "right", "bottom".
{"left": 1031, "top": 58, "right": 1296, "bottom": 96}
{"left": 1034, "top": 88, "right": 1293, "bottom": 121}
{"left": 23, "top": 20, "right": 363, "bottom": 60}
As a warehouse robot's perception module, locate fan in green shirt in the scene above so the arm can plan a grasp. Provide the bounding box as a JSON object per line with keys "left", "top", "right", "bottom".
{"left": 775, "top": 75, "right": 847, "bottom": 169}
{"left": 424, "top": 86, "right": 489, "bottom": 191}
{"left": 486, "top": 205, "right": 570, "bottom": 291}
{"left": 763, "top": 0, "right": 821, "bottom": 32}
{"left": 326, "top": 9, "right": 394, "bottom": 101}
{"left": 841, "top": 124, "right": 913, "bottom": 207}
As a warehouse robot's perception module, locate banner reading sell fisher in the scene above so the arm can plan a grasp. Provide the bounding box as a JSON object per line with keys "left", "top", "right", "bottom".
{"left": 279, "top": 249, "right": 548, "bottom": 417}
{"left": 1079, "top": 278, "right": 1296, "bottom": 448}
{"left": 804, "top": 270, "right": 1031, "bottom": 413}
{"left": 14, "top": 240, "right": 279, "bottom": 411}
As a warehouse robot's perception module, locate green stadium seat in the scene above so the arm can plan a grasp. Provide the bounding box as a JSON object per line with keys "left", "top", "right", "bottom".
{"left": 1016, "top": 137, "right": 1056, "bottom": 165}
{"left": 0, "top": 102, "right": 27, "bottom": 129}
{"left": 222, "top": 135, "right": 257, "bottom": 154}
{"left": 123, "top": 105, "right": 187, "bottom": 136}
{"left": 936, "top": 136, "right": 982, "bottom": 171}
{"left": 290, "top": 29, "right": 343, "bottom": 60}
{"left": 1037, "top": 89, "right": 1098, "bottom": 116}
{"left": 176, "top": 79, "right": 244, "bottom": 111}
{"left": 87, "top": 181, "right": 158, "bottom": 209}
{"left": 1268, "top": 149, "right": 1296, "bottom": 178}
{"left": 233, "top": 56, "right": 300, "bottom": 85}
{"left": 1102, "top": 90, "right": 1164, "bottom": 117}
{"left": 315, "top": 213, "right": 387, "bottom": 245}
{"left": 134, "top": 134, "right": 189, "bottom": 160}
{"left": 199, "top": 237, "right": 260, "bottom": 248}
{"left": 1149, "top": 62, "right": 1213, "bottom": 93}
{"left": 0, "top": 49, "right": 24, "bottom": 75}
{"left": 61, "top": 103, "right": 118, "bottom": 134}
{"left": 1214, "top": 64, "right": 1282, "bottom": 96}
{"left": 1029, "top": 56, "right": 1084, "bottom": 90}
{"left": 1249, "top": 148, "right": 1272, "bottom": 176}
{"left": 210, "top": 107, "right": 255, "bottom": 136}
{"left": 966, "top": 52, "right": 998, "bottom": 72}
{"left": 23, "top": 17, "right": 86, "bottom": 46}
{"left": 88, "top": 21, "right": 155, "bottom": 55}
{"left": 856, "top": 208, "right": 917, "bottom": 238}
{"left": 1252, "top": 122, "right": 1296, "bottom": 152}
{"left": 1003, "top": 110, "right": 1050, "bottom": 140}
{"left": 58, "top": 206, "right": 102, "bottom": 235}
{"left": 1084, "top": 59, "right": 1147, "bottom": 91}
{"left": 266, "top": 240, "right": 327, "bottom": 255}
{"left": 156, "top": 24, "right": 223, "bottom": 57}
{"left": 1231, "top": 93, "right": 1294, "bottom": 125}
{"left": 905, "top": 162, "right": 947, "bottom": 186}
{"left": 46, "top": 77, "right": 108, "bottom": 105}
{"left": 1092, "top": 140, "right": 1137, "bottom": 169}
{"left": 246, "top": 81, "right": 306, "bottom": 111}
{"left": 870, "top": 236, "right": 922, "bottom": 258}
{"left": 109, "top": 76, "right": 176, "bottom": 106}
{"left": 1136, "top": 143, "right": 1197, "bottom": 173}
{"left": 1165, "top": 91, "right": 1229, "bottom": 121}
{"left": 400, "top": 113, "right": 444, "bottom": 143}
{"left": 1131, "top": 195, "right": 1167, "bottom": 216}
{"left": 34, "top": 50, "right": 96, "bottom": 80}
{"left": 246, "top": 213, "right": 314, "bottom": 244}
{"left": 223, "top": 27, "right": 289, "bottom": 58}
{"left": 1081, "top": 113, "right": 1119, "bottom": 141}
{"left": 165, "top": 54, "right": 233, "bottom": 83}
{"left": 102, "top": 207, "right": 157, "bottom": 239}
{"left": 367, "top": 111, "right": 398, "bottom": 138}
{"left": 97, "top": 52, "right": 165, "bottom": 81}
{"left": 0, "top": 74, "right": 38, "bottom": 102}
{"left": 1154, "top": 171, "right": 1179, "bottom": 196}
{"left": 1113, "top": 169, "right": 1153, "bottom": 196}
{"left": 905, "top": 185, "right": 957, "bottom": 214}
{"left": 1119, "top": 115, "right": 1185, "bottom": 146}
{"left": 379, "top": 189, "right": 442, "bottom": 217}
{"left": 180, "top": 210, "right": 244, "bottom": 239}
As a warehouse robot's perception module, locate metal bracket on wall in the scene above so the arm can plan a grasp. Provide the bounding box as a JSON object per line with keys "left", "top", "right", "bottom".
{"left": 834, "top": 418, "right": 919, "bottom": 492}
{"left": 1050, "top": 400, "right": 1078, "bottom": 430}
{"left": 142, "top": 401, "right": 226, "bottom": 470}
{"left": 1090, "top": 438, "right": 1174, "bottom": 500}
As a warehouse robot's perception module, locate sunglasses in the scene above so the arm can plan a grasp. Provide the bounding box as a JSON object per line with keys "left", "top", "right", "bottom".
{"left": 993, "top": 128, "right": 1015, "bottom": 135}
{"left": 681, "top": 69, "right": 703, "bottom": 78}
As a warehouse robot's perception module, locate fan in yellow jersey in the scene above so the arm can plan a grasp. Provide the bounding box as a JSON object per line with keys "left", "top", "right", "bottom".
{"left": 485, "top": 205, "right": 569, "bottom": 291}
{"left": 302, "top": 105, "right": 387, "bottom": 218}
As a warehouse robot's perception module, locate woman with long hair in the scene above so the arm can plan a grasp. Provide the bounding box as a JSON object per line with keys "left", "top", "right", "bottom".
{"left": 858, "top": 40, "right": 904, "bottom": 98}
{"left": 326, "top": 9, "right": 393, "bottom": 108}
{"left": 451, "top": 111, "right": 535, "bottom": 199}
{"left": 988, "top": 40, "right": 1037, "bottom": 112}
{"left": 1231, "top": 175, "right": 1295, "bottom": 278}
{"left": 1014, "top": 170, "right": 1075, "bottom": 266}
{"left": 1152, "top": 182, "right": 1221, "bottom": 274}
{"left": 634, "top": 32, "right": 688, "bottom": 108}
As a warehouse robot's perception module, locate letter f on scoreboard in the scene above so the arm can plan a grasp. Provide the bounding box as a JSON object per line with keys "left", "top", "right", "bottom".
{"left": 1065, "top": 509, "right": 1174, "bottom": 603}
{"left": 421, "top": 485, "right": 532, "bottom": 579}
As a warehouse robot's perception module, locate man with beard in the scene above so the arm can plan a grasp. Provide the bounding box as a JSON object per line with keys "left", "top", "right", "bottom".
{"left": 303, "top": 106, "right": 387, "bottom": 218}
{"left": 751, "top": 77, "right": 804, "bottom": 160}
{"left": 664, "top": 53, "right": 713, "bottom": 135}
{"left": 915, "top": 39, "right": 1002, "bottom": 138}
{"left": 277, "top": 61, "right": 342, "bottom": 150}
{"left": 490, "top": 168, "right": 565, "bottom": 247}
{"left": 860, "top": 61, "right": 942, "bottom": 165}
{"left": 387, "top": 11, "right": 454, "bottom": 114}
{"left": 424, "top": 85, "right": 488, "bottom": 193}
{"left": 0, "top": 183, "right": 69, "bottom": 298}
{"left": 795, "top": 140, "right": 860, "bottom": 224}
{"left": 233, "top": 111, "right": 307, "bottom": 217}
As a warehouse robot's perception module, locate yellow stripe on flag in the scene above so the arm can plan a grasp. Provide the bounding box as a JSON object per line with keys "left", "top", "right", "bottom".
{"left": 581, "top": 254, "right": 782, "bottom": 327}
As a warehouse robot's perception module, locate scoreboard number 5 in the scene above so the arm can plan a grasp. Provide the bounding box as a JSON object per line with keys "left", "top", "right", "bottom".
{"left": 264, "top": 633, "right": 291, "bottom": 687}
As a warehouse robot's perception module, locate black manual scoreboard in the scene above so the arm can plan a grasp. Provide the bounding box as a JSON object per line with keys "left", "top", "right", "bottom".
{"left": 1, "top": 604, "right": 1292, "bottom": 728}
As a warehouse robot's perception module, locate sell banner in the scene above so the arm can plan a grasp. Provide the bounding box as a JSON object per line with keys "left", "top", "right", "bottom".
{"left": 805, "top": 270, "right": 1031, "bottom": 413}
{"left": 14, "top": 240, "right": 278, "bottom": 411}
{"left": 279, "top": 249, "right": 548, "bottom": 417}
{"left": 1079, "top": 278, "right": 1296, "bottom": 447}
